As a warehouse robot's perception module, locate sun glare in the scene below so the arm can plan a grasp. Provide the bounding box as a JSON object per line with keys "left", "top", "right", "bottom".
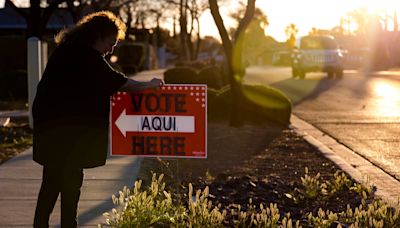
{"left": 374, "top": 81, "right": 398, "bottom": 98}
{"left": 372, "top": 80, "right": 400, "bottom": 117}
{"left": 362, "top": 0, "right": 397, "bottom": 13}
{"left": 257, "top": 0, "right": 400, "bottom": 41}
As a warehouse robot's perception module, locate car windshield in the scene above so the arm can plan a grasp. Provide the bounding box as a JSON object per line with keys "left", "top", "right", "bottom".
{"left": 300, "top": 37, "right": 338, "bottom": 50}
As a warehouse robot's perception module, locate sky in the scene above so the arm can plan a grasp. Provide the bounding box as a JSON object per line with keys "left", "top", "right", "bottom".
{"left": 1, "top": 0, "right": 400, "bottom": 42}
{"left": 199, "top": 0, "right": 400, "bottom": 42}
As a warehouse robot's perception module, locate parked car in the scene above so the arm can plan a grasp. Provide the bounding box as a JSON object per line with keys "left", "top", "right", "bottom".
{"left": 272, "top": 50, "right": 291, "bottom": 66}
{"left": 291, "top": 35, "right": 344, "bottom": 79}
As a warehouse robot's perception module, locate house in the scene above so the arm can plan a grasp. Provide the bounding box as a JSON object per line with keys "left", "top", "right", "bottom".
{"left": 0, "top": 3, "right": 74, "bottom": 36}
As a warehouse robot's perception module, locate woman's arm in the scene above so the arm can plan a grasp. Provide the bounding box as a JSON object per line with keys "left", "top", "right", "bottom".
{"left": 119, "top": 78, "right": 164, "bottom": 92}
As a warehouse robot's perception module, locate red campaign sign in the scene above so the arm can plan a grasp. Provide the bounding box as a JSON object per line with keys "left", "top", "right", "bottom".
{"left": 110, "top": 84, "right": 207, "bottom": 158}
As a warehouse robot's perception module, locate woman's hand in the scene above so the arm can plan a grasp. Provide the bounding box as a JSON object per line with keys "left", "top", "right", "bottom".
{"left": 119, "top": 78, "right": 164, "bottom": 92}
{"left": 149, "top": 78, "right": 164, "bottom": 89}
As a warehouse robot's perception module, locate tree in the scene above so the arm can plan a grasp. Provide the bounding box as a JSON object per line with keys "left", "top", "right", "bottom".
{"left": 186, "top": 0, "right": 209, "bottom": 60}
{"left": 228, "top": 2, "right": 268, "bottom": 38}
{"left": 168, "top": 0, "right": 208, "bottom": 61}
{"left": 209, "top": 0, "right": 256, "bottom": 126}
{"left": 123, "top": 0, "right": 207, "bottom": 61}
{"left": 347, "top": 7, "right": 369, "bottom": 35}
{"left": 241, "top": 17, "right": 269, "bottom": 65}
{"left": 65, "top": 0, "right": 129, "bottom": 23}
{"left": 118, "top": 0, "right": 168, "bottom": 30}
{"left": 285, "top": 23, "right": 298, "bottom": 48}
{"left": 228, "top": 3, "right": 269, "bottom": 65}
{"left": 346, "top": 7, "right": 389, "bottom": 70}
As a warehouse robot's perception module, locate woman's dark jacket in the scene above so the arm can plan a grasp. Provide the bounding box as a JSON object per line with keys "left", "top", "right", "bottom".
{"left": 32, "top": 43, "right": 127, "bottom": 168}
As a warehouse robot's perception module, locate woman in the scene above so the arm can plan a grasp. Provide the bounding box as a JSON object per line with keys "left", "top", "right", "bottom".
{"left": 32, "top": 11, "right": 163, "bottom": 227}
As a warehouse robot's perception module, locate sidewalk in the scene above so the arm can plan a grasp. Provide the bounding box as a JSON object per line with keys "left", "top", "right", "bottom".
{"left": 0, "top": 146, "right": 142, "bottom": 227}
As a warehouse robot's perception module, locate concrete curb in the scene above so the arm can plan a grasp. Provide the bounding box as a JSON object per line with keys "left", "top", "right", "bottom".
{"left": 291, "top": 114, "right": 400, "bottom": 205}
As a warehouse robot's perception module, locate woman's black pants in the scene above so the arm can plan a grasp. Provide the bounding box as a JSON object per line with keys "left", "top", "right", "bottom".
{"left": 34, "top": 166, "right": 84, "bottom": 228}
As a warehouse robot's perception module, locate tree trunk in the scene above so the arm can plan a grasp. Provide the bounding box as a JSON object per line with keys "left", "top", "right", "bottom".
{"left": 209, "top": 0, "right": 239, "bottom": 126}
{"left": 194, "top": 17, "right": 201, "bottom": 60}
{"left": 179, "top": 0, "right": 189, "bottom": 61}
{"left": 209, "top": 0, "right": 255, "bottom": 126}
{"left": 208, "top": 0, "right": 232, "bottom": 60}
{"left": 232, "top": 0, "right": 255, "bottom": 77}
{"left": 187, "top": 7, "right": 195, "bottom": 60}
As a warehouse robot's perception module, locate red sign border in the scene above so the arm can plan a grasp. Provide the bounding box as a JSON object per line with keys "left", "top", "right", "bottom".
{"left": 109, "top": 83, "right": 207, "bottom": 158}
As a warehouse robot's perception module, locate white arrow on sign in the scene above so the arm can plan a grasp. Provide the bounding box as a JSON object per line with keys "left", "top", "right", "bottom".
{"left": 115, "top": 109, "right": 195, "bottom": 137}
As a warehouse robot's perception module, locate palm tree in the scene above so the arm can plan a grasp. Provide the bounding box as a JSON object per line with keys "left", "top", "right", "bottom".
{"left": 285, "top": 23, "right": 298, "bottom": 48}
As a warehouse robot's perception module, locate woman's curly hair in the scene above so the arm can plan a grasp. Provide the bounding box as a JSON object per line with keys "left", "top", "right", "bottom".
{"left": 55, "top": 11, "right": 126, "bottom": 46}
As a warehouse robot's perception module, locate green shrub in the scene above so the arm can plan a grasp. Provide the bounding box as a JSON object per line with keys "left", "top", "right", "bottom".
{"left": 198, "top": 66, "right": 225, "bottom": 89}
{"left": 164, "top": 67, "right": 198, "bottom": 84}
{"left": 285, "top": 168, "right": 373, "bottom": 207}
{"left": 101, "top": 173, "right": 225, "bottom": 227}
{"left": 206, "top": 84, "right": 292, "bottom": 125}
{"left": 242, "top": 84, "right": 292, "bottom": 125}
{"left": 184, "top": 61, "right": 207, "bottom": 70}
{"left": 0, "top": 70, "right": 28, "bottom": 99}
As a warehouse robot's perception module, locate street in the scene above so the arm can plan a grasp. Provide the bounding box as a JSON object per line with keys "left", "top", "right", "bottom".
{"left": 245, "top": 66, "right": 400, "bottom": 181}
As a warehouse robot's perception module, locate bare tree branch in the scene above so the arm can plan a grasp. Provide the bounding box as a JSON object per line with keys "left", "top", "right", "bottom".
{"left": 235, "top": 0, "right": 255, "bottom": 40}
{"left": 114, "top": 0, "right": 137, "bottom": 9}
{"left": 209, "top": 0, "right": 232, "bottom": 57}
